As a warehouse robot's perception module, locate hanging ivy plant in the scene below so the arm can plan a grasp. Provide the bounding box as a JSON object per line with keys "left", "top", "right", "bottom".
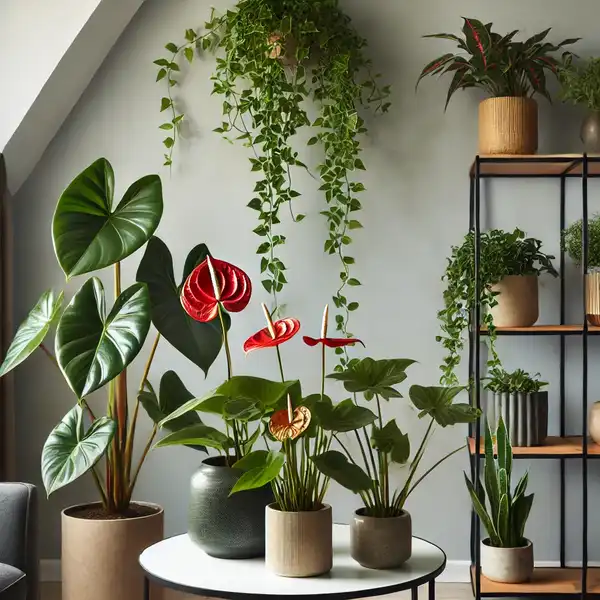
{"left": 153, "top": 0, "right": 390, "bottom": 370}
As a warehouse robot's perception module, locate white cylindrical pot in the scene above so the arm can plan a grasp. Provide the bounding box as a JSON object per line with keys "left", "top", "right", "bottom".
{"left": 489, "top": 275, "right": 539, "bottom": 328}
{"left": 481, "top": 538, "right": 534, "bottom": 583}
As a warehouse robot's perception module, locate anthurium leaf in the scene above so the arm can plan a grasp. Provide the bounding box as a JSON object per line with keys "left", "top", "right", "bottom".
{"left": 230, "top": 450, "right": 285, "bottom": 494}
{"left": 41, "top": 405, "right": 115, "bottom": 496}
{"left": 0, "top": 289, "right": 64, "bottom": 377}
{"left": 158, "top": 370, "right": 201, "bottom": 429}
{"left": 136, "top": 237, "right": 226, "bottom": 375}
{"left": 409, "top": 385, "right": 480, "bottom": 427}
{"left": 193, "top": 395, "right": 227, "bottom": 415}
{"left": 155, "top": 424, "right": 230, "bottom": 451}
{"left": 242, "top": 426, "right": 261, "bottom": 454}
{"left": 300, "top": 394, "right": 333, "bottom": 438}
{"left": 55, "top": 278, "right": 151, "bottom": 398}
{"left": 318, "top": 398, "right": 377, "bottom": 432}
{"left": 52, "top": 158, "right": 163, "bottom": 278}
{"left": 223, "top": 398, "right": 262, "bottom": 421}
{"left": 216, "top": 376, "right": 301, "bottom": 409}
{"left": 371, "top": 419, "right": 410, "bottom": 464}
{"left": 311, "top": 450, "right": 372, "bottom": 493}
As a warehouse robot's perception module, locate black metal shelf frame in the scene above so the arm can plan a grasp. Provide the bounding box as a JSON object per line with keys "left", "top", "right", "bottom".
{"left": 467, "top": 155, "right": 595, "bottom": 599}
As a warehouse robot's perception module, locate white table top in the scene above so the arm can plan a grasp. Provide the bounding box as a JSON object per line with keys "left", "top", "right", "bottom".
{"left": 139, "top": 524, "right": 446, "bottom": 599}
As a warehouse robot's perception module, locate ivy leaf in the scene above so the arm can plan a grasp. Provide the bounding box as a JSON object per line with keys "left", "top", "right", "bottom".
{"left": 349, "top": 220, "right": 363, "bottom": 230}
{"left": 159, "top": 123, "right": 173, "bottom": 130}
{"left": 185, "top": 29, "right": 196, "bottom": 42}
{"left": 153, "top": 59, "right": 169, "bottom": 67}
{"left": 163, "top": 138, "right": 174, "bottom": 148}
{"left": 165, "top": 42, "right": 178, "bottom": 53}
{"left": 347, "top": 278, "right": 361, "bottom": 286}
{"left": 184, "top": 47, "right": 194, "bottom": 63}
{"left": 156, "top": 69, "right": 167, "bottom": 82}
{"left": 354, "top": 159, "right": 366, "bottom": 170}
{"left": 160, "top": 97, "right": 171, "bottom": 112}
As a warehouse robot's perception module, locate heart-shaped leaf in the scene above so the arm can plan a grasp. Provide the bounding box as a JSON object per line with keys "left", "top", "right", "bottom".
{"left": 41, "top": 405, "right": 115, "bottom": 495}
{"left": 136, "top": 236, "right": 226, "bottom": 375}
{"left": 53, "top": 158, "right": 163, "bottom": 278}
{"left": 155, "top": 424, "right": 231, "bottom": 451}
{"left": 55, "top": 278, "right": 151, "bottom": 398}
{"left": 311, "top": 450, "right": 372, "bottom": 493}
{"left": 409, "top": 385, "right": 480, "bottom": 427}
{"left": 0, "top": 289, "right": 64, "bottom": 377}
{"left": 230, "top": 450, "right": 285, "bottom": 494}
{"left": 318, "top": 398, "right": 377, "bottom": 432}
{"left": 371, "top": 419, "right": 410, "bottom": 464}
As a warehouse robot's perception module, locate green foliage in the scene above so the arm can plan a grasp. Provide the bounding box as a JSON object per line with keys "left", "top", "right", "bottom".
{"left": 311, "top": 450, "right": 372, "bottom": 492}
{"left": 409, "top": 385, "right": 480, "bottom": 427}
{"left": 153, "top": 0, "right": 391, "bottom": 369}
{"left": 438, "top": 228, "right": 558, "bottom": 386}
{"left": 562, "top": 214, "right": 600, "bottom": 268}
{"left": 560, "top": 57, "right": 600, "bottom": 112}
{"left": 230, "top": 450, "right": 286, "bottom": 494}
{"left": 484, "top": 367, "right": 547, "bottom": 394}
{"left": 418, "top": 18, "right": 578, "bottom": 107}
{"left": 464, "top": 418, "right": 534, "bottom": 548}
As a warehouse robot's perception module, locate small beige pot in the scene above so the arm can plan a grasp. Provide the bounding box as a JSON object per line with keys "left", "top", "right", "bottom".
{"left": 586, "top": 272, "right": 600, "bottom": 326}
{"left": 481, "top": 538, "right": 533, "bottom": 583}
{"left": 350, "top": 509, "right": 412, "bottom": 569}
{"left": 489, "top": 275, "right": 539, "bottom": 328}
{"left": 479, "top": 97, "right": 538, "bottom": 155}
{"left": 62, "top": 502, "right": 164, "bottom": 600}
{"left": 265, "top": 503, "right": 332, "bottom": 577}
{"left": 589, "top": 402, "right": 600, "bottom": 445}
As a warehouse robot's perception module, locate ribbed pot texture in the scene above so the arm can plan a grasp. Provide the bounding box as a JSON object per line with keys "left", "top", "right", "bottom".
{"left": 486, "top": 392, "right": 548, "bottom": 447}
{"left": 589, "top": 402, "right": 600, "bottom": 445}
{"left": 581, "top": 112, "right": 600, "bottom": 153}
{"left": 481, "top": 539, "right": 534, "bottom": 583}
{"left": 350, "top": 509, "right": 412, "bottom": 569}
{"left": 189, "top": 456, "right": 274, "bottom": 559}
{"left": 489, "top": 275, "right": 539, "bottom": 328}
{"left": 266, "top": 503, "right": 332, "bottom": 577}
{"left": 586, "top": 273, "right": 600, "bottom": 326}
{"left": 62, "top": 502, "right": 163, "bottom": 600}
{"left": 479, "top": 97, "right": 538, "bottom": 155}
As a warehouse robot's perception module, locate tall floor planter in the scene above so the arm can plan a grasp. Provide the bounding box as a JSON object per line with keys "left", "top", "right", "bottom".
{"left": 489, "top": 275, "right": 539, "bottom": 327}
{"left": 62, "top": 502, "right": 163, "bottom": 600}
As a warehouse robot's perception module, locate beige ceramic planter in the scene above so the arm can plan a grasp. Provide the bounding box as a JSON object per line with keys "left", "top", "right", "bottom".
{"left": 479, "top": 97, "right": 538, "bottom": 155}
{"left": 62, "top": 502, "right": 164, "bottom": 600}
{"left": 481, "top": 538, "right": 534, "bottom": 583}
{"left": 265, "top": 503, "right": 332, "bottom": 577}
{"left": 490, "top": 275, "right": 539, "bottom": 328}
{"left": 586, "top": 273, "right": 600, "bottom": 326}
{"left": 350, "top": 509, "right": 412, "bottom": 569}
{"left": 589, "top": 402, "right": 600, "bottom": 445}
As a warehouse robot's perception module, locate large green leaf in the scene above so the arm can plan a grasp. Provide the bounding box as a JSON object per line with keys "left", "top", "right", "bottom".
{"left": 55, "top": 278, "right": 151, "bottom": 398}
{"left": 311, "top": 450, "right": 372, "bottom": 493}
{"left": 52, "top": 158, "right": 163, "bottom": 278}
{"left": 41, "top": 405, "right": 115, "bottom": 495}
{"left": 371, "top": 419, "right": 410, "bottom": 464}
{"left": 155, "top": 424, "right": 231, "bottom": 451}
{"left": 136, "top": 237, "right": 226, "bottom": 375}
{"left": 409, "top": 385, "right": 480, "bottom": 426}
{"left": 230, "top": 450, "right": 285, "bottom": 494}
{"left": 318, "top": 398, "right": 377, "bottom": 433}
{"left": 0, "top": 289, "right": 64, "bottom": 377}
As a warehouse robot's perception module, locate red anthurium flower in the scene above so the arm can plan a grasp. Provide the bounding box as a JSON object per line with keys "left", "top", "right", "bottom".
{"left": 303, "top": 305, "right": 365, "bottom": 348}
{"left": 182, "top": 256, "right": 252, "bottom": 322}
{"left": 243, "top": 303, "right": 300, "bottom": 353}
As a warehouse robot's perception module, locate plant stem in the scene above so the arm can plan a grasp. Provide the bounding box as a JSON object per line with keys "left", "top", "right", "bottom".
{"left": 275, "top": 345, "right": 285, "bottom": 382}
{"left": 39, "top": 343, "right": 59, "bottom": 368}
{"left": 128, "top": 425, "right": 158, "bottom": 500}
{"left": 321, "top": 344, "right": 326, "bottom": 399}
{"left": 218, "top": 304, "right": 232, "bottom": 379}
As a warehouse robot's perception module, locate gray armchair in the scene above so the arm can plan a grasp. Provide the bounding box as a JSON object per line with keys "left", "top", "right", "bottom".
{"left": 0, "top": 484, "right": 38, "bottom": 600}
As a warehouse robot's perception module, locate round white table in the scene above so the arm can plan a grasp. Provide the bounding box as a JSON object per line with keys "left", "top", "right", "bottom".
{"left": 139, "top": 524, "right": 446, "bottom": 600}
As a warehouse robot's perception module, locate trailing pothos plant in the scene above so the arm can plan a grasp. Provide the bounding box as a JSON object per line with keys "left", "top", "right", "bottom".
{"left": 0, "top": 158, "right": 228, "bottom": 515}
{"left": 153, "top": 0, "right": 390, "bottom": 371}
{"left": 438, "top": 228, "right": 558, "bottom": 386}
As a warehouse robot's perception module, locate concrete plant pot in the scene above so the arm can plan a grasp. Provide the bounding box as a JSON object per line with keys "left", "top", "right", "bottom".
{"left": 490, "top": 275, "right": 539, "bottom": 328}
{"left": 481, "top": 538, "right": 534, "bottom": 583}
{"left": 350, "top": 509, "right": 412, "bottom": 569}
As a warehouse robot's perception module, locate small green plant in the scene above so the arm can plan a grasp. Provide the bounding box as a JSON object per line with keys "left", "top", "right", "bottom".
{"left": 485, "top": 368, "right": 547, "bottom": 394}
{"left": 464, "top": 417, "right": 534, "bottom": 548}
{"left": 560, "top": 58, "right": 600, "bottom": 112}
{"left": 438, "top": 228, "right": 558, "bottom": 386}
{"left": 562, "top": 215, "right": 600, "bottom": 269}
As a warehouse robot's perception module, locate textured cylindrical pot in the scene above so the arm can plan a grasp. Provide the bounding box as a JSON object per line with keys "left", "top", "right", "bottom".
{"left": 489, "top": 275, "right": 539, "bottom": 327}
{"left": 350, "top": 509, "right": 412, "bottom": 569}
{"left": 481, "top": 538, "right": 534, "bottom": 583}
{"left": 586, "top": 272, "right": 600, "bottom": 326}
{"left": 62, "top": 502, "right": 163, "bottom": 600}
{"left": 589, "top": 402, "right": 600, "bottom": 445}
{"left": 189, "top": 456, "right": 274, "bottom": 559}
{"left": 486, "top": 391, "right": 548, "bottom": 447}
{"left": 479, "top": 97, "right": 538, "bottom": 155}
{"left": 266, "top": 503, "right": 332, "bottom": 577}
{"left": 581, "top": 112, "right": 600, "bottom": 153}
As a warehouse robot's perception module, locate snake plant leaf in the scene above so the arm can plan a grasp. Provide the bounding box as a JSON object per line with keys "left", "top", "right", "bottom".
{"left": 41, "top": 405, "right": 115, "bottom": 496}
{"left": 136, "top": 236, "right": 227, "bottom": 375}
{"left": 52, "top": 158, "right": 163, "bottom": 278}
{"left": 463, "top": 472, "right": 501, "bottom": 546}
{"left": 155, "top": 424, "right": 230, "bottom": 451}
{"left": 55, "top": 278, "right": 151, "bottom": 398}
{"left": 496, "top": 417, "right": 512, "bottom": 476}
{"left": 497, "top": 493, "right": 510, "bottom": 546}
{"left": 311, "top": 450, "right": 373, "bottom": 493}
{"left": 317, "top": 398, "right": 377, "bottom": 433}
{"left": 230, "top": 450, "right": 285, "bottom": 494}
{"left": 484, "top": 424, "right": 500, "bottom": 526}
{"left": 371, "top": 419, "right": 411, "bottom": 464}
{"left": 513, "top": 492, "right": 534, "bottom": 543}
{"left": 0, "top": 289, "right": 64, "bottom": 377}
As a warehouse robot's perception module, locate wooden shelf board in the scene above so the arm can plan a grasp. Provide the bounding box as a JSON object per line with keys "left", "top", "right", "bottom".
{"left": 471, "top": 154, "right": 600, "bottom": 177}
{"left": 468, "top": 436, "right": 600, "bottom": 457}
{"left": 480, "top": 324, "right": 600, "bottom": 335}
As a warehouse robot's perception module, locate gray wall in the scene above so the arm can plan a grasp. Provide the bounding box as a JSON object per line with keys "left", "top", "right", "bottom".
{"left": 11, "top": 0, "right": 600, "bottom": 562}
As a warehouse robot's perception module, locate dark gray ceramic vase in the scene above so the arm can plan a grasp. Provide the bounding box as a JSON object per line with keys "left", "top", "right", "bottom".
{"left": 486, "top": 392, "right": 548, "bottom": 447}
{"left": 188, "top": 456, "right": 274, "bottom": 559}
{"left": 581, "top": 112, "right": 600, "bottom": 153}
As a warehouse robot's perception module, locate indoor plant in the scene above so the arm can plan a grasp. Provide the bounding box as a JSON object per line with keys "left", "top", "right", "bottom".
{"left": 0, "top": 158, "right": 225, "bottom": 600}
{"left": 312, "top": 358, "right": 480, "bottom": 569}
{"left": 438, "top": 228, "right": 558, "bottom": 386}
{"left": 153, "top": 0, "right": 391, "bottom": 370}
{"left": 484, "top": 368, "right": 548, "bottom": 447}
{"left": 417, "top": 19, "right": 578, "bottom": 154}
{"left": 559, "top": 58, "right": 600, "bottom": 151}
{"left": 465, "top": 417, "right": 535, "bottom": 583}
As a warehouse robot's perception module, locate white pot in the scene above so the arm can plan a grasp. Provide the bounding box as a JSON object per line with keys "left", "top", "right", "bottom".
{"left": 481, "top": 538, "right": 533, "bottom": 583}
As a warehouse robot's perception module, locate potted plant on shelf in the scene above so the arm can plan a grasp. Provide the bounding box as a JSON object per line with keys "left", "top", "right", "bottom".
{"left": 559, "top": 58, "right": 600, "bottom": 152}
{"left": 438, "top": 228, "right": 558, "bottom": 386}
{"left": 311, "top": 358, "right": 480, "bottom": 570}
{"left": 465, "top": 418, "right": 534, "bottom": 583}
{"left": 417, "top": 18, "right": 578, "bottom": 155}
{"left": 0, "top": 159, "right": 225, "bottom": 600}
{"left": 484, "top": 367, "right": 548, "bottom": 447}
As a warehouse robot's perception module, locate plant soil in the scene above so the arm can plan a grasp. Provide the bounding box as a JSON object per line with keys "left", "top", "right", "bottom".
{"left": 65, "top": 503, "right": 160, "bottom": 521}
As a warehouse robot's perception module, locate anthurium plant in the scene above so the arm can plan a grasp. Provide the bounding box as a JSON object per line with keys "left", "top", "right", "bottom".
{"left": 417, "top": 18, "right": 578, "bottom": 108}
{"left": 0, "top": 158, "right": 226, "bottom": 515}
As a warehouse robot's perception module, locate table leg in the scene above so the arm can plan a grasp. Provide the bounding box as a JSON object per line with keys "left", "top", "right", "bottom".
{"left": 411, "top": 586, "right": 418, "bottom": 600}
{"left": 143, "top": 576, "right": 150, "bottom": 600}
{"left": 429, "top": 579, "right": 435, "bottom": 600}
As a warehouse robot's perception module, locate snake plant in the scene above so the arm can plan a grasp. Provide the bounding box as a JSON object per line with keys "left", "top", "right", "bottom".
{"left": 464, "top": 417, "right": 534, "bottom": 548}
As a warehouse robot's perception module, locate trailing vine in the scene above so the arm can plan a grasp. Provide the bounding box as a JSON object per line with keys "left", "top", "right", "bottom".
{"left": 153, "top": 0, "right": 390, "bottom": 366}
